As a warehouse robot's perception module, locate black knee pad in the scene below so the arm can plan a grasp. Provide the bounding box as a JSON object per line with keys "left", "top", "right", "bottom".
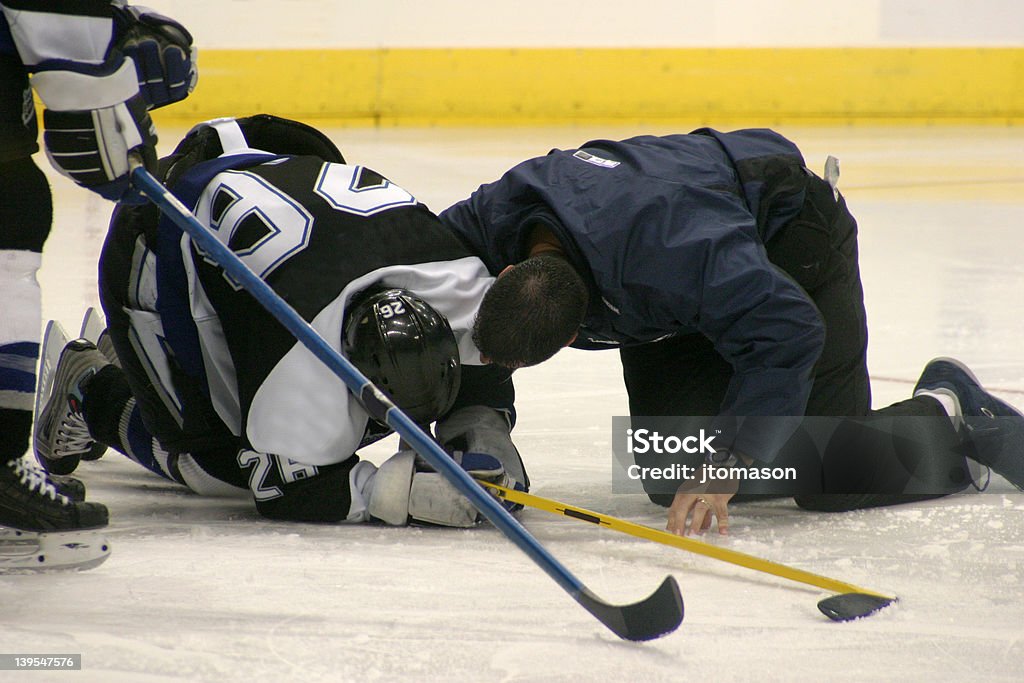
{"left": 0, "top": 157, "right": 53, "bottom": 252}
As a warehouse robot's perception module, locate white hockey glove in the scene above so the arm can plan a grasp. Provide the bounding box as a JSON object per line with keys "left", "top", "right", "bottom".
{"left": 435, "top": 406, "right": 530, "bottom": 491}
{"left": 35, "top": 59, "right": 157, "bottom": 202}
{"left": 112, "top": 3, "right": 198, "bottom": 109}
{"left": 367, "top": 450, "right": 511, "bottom": 527}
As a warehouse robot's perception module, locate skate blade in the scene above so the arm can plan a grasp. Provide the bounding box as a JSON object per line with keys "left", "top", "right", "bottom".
{"left": 0, "top": 528, "right": 111, "bottom": 573}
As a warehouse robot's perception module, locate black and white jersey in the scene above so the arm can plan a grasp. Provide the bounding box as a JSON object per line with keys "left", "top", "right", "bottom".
{"left": 130, "top": 149, "right": 494, "bottom": 468}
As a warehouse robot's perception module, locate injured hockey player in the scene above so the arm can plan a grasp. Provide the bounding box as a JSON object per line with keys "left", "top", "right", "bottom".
{"left": 30, "top": 115, "right": 528, "bottom": 527}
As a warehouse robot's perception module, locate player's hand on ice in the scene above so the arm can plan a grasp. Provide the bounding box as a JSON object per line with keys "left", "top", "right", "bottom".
{"left": 369, "top": 449, "right": 518, "bottom": 527}
{"left": 667, "top": 490, "right": 735, "bottom": 537}
{"left": 667, "top": 450, "right": 742, "bottom": 536}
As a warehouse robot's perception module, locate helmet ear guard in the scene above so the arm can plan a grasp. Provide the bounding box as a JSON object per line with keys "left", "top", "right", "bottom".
{"left": 343, "top": 288, "right": 461, "bottom": 424}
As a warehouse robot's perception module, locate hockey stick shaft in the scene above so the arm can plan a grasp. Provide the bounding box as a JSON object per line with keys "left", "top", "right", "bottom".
{"left": 129, "top": 163, "right": 682, "bottom": 640}
{"left": 483, "top": 482, "right": 894, "bottom": 600}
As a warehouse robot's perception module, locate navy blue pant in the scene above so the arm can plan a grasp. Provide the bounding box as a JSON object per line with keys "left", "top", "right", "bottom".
{"left": 622, "top": 174, "right": 970, "bottom": 510}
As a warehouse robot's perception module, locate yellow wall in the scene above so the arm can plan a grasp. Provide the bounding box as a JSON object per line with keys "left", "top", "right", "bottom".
{"left": 157, "top": 47, "right": 1024, "bottom": 126}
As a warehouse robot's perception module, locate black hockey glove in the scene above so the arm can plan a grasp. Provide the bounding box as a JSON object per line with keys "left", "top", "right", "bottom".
{"left": 113, "top": 4, "right": 198, "bottom": 109}
{"left": 42, "top": 93, "right": 157, "bottom": 202}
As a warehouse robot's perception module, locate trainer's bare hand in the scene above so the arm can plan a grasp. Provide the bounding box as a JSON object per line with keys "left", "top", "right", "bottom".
{"left": 667, "top": 490, "right": 735, "bottom": 536}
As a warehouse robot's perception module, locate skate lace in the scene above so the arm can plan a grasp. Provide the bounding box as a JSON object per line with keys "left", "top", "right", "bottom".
{"left": 57, "top": 411, "right": 94, "bottom": 456}
{"left": 10, "top": 457, "right": 66, "bottom": 502}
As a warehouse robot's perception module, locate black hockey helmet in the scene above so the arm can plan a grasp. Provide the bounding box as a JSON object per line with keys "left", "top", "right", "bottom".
{"left": 343, "top": 288, "right": 461, "bottom": 424}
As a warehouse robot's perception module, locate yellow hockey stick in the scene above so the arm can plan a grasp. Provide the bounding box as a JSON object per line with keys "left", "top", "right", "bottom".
{"left": 482, "top": 482, "right": 897, "bottom": 621}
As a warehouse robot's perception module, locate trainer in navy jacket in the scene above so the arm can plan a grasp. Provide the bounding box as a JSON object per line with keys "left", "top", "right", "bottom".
{"left": 440, "top": 129, "right": 835, "bottom": 463}
{"left": 441, "top": 129, "right": 997, "bottom": 532}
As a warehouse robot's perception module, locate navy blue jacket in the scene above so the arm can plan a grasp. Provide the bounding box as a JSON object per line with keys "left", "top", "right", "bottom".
{"left": 0, "top": 14, "right": 11, "bottom": 56}
{"left": 439, "top": 129, "right": 826, "bottom": 459}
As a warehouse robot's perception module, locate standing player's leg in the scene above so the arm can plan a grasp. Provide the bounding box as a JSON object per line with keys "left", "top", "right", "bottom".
{"left": 0, "top": 55, "right": 51, "bottom": 467}
{"left": 0, "top": 55, "right": 109, "bottom": 540}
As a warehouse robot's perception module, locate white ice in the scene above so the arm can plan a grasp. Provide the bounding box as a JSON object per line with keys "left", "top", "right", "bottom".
{"left": 2, "top": 125, "right": 1022, "bottom": 682}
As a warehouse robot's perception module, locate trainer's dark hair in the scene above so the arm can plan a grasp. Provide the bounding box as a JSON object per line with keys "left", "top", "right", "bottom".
{"left": 474, "top": 255, "right": 588, "bottom": 368}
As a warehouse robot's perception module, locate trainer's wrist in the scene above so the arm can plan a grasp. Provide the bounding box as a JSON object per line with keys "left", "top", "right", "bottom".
{"left": 704, "top": 449, "right": 739, "bottom": 468}
{"left": 705, "top": 447, "right": 755, "bottom": 467}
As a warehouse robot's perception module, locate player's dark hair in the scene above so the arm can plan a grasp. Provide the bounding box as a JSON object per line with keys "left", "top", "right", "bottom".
{"left": 473, "top": 255, "right": 588, "bottom": 368}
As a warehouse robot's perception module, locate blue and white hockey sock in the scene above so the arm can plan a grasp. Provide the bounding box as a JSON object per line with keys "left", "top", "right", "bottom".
{"left": 0, "top": 251, "right": 44, "bottom": 459}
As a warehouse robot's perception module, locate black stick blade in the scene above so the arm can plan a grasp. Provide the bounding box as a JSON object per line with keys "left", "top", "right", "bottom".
{"left": 576, "top": 576, "right": 684, "bottom": 641}
{"left": 817, "top": 593, "right": 897, "bottom": 622}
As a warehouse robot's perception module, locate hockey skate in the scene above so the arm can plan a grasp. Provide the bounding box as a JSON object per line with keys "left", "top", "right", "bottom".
{"left": 915, "top": 358, "right": 1024, "bottom": 490}
{"left": 0, "top": 526, "right": 110, "bottom": 573}
{"left": 1, "top": 456, "right": 109, "bottom": 572}
{"left": 49, "top": 473, "right": 87, "bottom": 502}
{"left": 78, "top": 307, "right": 118, "bottom": 461}
{"left": 80, "top": 306, "right": 119, "bottom": 369}
{"left": 33, "top": 321, "right": 110, "bottom": 475}
{"left": 0, "top": 457, "right": 107, "bottom": 531}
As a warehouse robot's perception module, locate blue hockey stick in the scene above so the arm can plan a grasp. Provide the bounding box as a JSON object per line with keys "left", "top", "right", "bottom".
{"left": 129, "top": 162, "right": 682, "bottom": 641}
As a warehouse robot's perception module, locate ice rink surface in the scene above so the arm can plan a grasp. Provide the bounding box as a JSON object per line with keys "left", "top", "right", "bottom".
{"left": 2, "top": 124, "right": 1023, "bottom": 682}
